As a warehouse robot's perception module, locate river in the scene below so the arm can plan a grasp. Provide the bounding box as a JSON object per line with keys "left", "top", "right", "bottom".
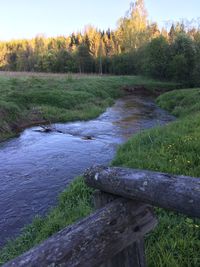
{"left": 0, "top": 95, "right": 174, "bottom": 247}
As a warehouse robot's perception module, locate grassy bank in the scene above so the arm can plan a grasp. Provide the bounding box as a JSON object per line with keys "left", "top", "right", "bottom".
{"left": 0, "top": 73, "right": 178, "bottom": 142}
{"left": 157, "top": 88, "right": 200, "bottom": 117}
{"left": 112, "top": 88, "right": 200, "bottom": 267}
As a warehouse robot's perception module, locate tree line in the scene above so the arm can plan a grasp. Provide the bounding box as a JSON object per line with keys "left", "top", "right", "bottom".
{"left": 0, "top": 0, "right": 200, "bottom": 86}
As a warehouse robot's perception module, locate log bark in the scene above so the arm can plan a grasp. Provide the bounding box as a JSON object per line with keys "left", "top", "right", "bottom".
{"left": 84, "top": 165, "right": 200, "bottom": 218}
{"left": 95, "top": 191, "right": 147, "bottom": 267}
{"left": 4, "top": 198, "right": 157, "bottom": 267}
{"left": 101, "top": 241, "right": 146, "bottom": 267}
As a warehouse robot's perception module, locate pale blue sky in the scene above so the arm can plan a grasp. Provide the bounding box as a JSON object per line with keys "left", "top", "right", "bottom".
{"left": 0, "top": 0, "right": 200, "bottom": 40}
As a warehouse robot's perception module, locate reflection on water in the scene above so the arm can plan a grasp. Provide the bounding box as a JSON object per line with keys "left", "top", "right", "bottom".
{"left": 0, "top": 95, "right": 174, "bottom": 246}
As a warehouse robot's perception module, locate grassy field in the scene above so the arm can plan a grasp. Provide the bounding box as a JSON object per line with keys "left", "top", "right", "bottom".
{"left": 0, "top": 72, "right": 178, "bottom": 142}
{"left": 1, "top": 74, "right": 199, "bottom": 266}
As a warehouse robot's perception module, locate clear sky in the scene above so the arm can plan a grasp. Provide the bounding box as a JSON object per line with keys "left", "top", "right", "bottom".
{"left": 0, "top": 0, "right": 200, "bottom": 41}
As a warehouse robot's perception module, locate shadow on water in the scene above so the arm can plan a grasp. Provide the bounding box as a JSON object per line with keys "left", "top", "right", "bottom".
{"left": 0, "top": 95, "right": 175, "bottom": 247}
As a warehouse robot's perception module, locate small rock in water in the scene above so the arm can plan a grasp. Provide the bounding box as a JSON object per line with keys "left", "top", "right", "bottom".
{"left": 43, "top": 128, "right": 52, "bottom": 133}
{"left": 34, "top": 126, "right": 53, "bottom": 133}
{"left": 82, "top": 135, "right": 94, "bottom": 140}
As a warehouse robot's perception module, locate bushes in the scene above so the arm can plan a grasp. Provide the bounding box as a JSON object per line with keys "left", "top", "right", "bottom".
{"left": 143, "top": 36, "right": 170, "bottom": 79}
{"left": 109, "top": 53, "right": 136, "bottom": 75}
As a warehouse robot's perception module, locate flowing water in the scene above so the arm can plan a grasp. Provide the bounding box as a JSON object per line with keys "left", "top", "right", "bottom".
{"left": 0, "top": 95, "right": 174, "bottom": 247}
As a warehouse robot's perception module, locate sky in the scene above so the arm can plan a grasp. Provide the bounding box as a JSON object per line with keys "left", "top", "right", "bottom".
{"left": 0, "top": 0, "right": 200, "bottom": 41}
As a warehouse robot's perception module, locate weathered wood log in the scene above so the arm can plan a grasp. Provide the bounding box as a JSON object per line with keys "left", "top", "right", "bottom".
{"left": 100, "top": 240, "right": 146, "bottom": 267}
{"left": 95, "top": 191, "right": 147, "bottom": 267}
{"left": 4, "top": 198, "right": 157, "bottom": 267}
{"left": 84, "top": 165, "right": 200, "bottom": 218}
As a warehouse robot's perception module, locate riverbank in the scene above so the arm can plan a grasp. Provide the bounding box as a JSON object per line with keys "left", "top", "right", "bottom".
{"left": 0, "top": 77, "right": 198, "bottom": 266}
{"left": 112, "top": 88, "right": 200, "bottom": 267}
{"left": 0, "top": 73, "right": 178, "bottom": 142}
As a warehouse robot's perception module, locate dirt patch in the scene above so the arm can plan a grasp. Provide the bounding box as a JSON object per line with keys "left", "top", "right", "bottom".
{"left": 0, "top": 107, "right": 50, "bottom": 143}
{"left": 122, "top": 86, "right": 170, "bottom": 97}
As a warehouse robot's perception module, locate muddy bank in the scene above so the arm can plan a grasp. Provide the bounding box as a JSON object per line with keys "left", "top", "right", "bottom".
{"left": 122, "top": 85, "right": 173, "bottom": 96}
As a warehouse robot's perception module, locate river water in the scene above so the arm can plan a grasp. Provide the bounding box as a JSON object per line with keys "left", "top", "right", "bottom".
{"left": 0, "top": 95, "right": 174, "bottom": 247}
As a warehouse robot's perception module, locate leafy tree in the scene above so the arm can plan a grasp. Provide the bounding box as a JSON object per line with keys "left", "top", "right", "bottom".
{"left": 109, "top": 53, "right": 136, "bottom": 75}
{"left": 192, "top": 35, "right": 200, "bottom": 85}
{"left": 169, "top": 54, "right": 188, "bottom": 82}
{"left": 169, "top": 34, "right": 196, "bottom": 83}
{"left": 144, "top": 36, "right": 170, "bottom": 79}
{"left": 147, "top": 23, "right": 160, "bottom": 40}
{"left": 117, "top": 0, "right": 148, "bottom": 52}
{"left": 84, "top": 25, "right": 101, "bottom": 57}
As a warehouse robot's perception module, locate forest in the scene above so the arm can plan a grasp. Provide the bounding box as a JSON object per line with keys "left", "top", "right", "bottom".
{"left": 0, "top": 0, "right": 200, "bottom": 86}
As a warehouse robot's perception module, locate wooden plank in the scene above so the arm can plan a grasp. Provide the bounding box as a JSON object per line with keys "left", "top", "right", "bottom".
{"left": 84, "top": 165, "right": 200, "bottom": 218}
{"left": 95, "top": 191, "right": 147, "bottom": 267}
{"left": 4, "top": 197, "right": 157, "bottom": 267}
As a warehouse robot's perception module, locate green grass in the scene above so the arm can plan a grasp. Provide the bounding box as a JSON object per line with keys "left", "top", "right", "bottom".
{"left": 112, "top": 88, "right": 200, "bottom": 267}
{"left": 112, "top": 113, "right": 200, "bottom": 176}
{"left": 0, "top": 74, "right": 178, "bottom": 142}
{"left": 156, "top": 88, "right": 200, "bottom": 117}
